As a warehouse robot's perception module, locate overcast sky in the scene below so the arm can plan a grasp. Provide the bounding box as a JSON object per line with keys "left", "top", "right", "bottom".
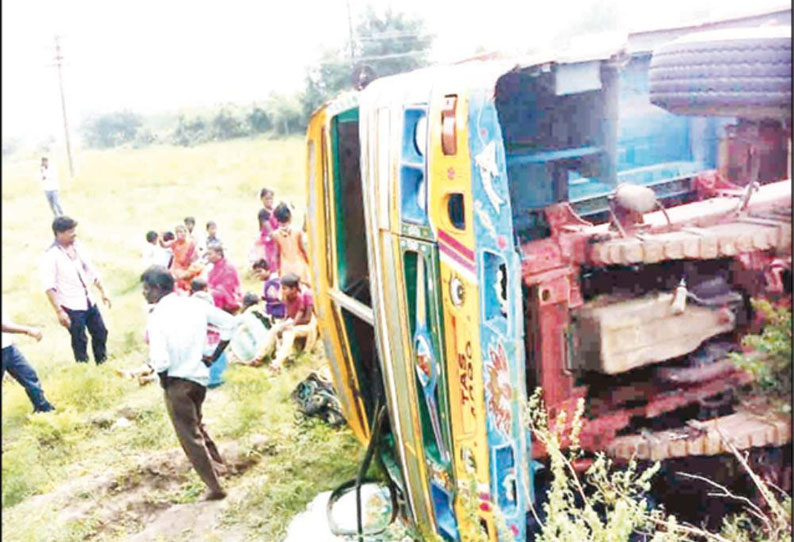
{"left": 2, "top": 0, "right": 789, "bottom": 142}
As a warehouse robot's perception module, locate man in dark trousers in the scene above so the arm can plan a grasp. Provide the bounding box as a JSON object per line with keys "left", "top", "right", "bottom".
{"left": 42, "top": 216, "right": 111, "bottom": 364}
{"left": 2, "top": 300, "right": 55, "bottom": 413}
{"left": 141, "top": 266, "right": 234, "bottom": 500}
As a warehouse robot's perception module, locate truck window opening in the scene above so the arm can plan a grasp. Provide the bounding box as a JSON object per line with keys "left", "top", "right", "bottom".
{"left": 331, "top": 111, "right": 371, "bottom": 306}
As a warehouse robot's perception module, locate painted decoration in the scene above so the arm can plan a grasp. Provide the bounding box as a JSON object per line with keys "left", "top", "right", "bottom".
{"left": 485, "top": 341, "right": 514, "bottom": 437}
{"left": 468, "top": 86, "right": 532, "bottom": 542}
{"left": 474, "top": 141, "right": 506, "bottom": 211}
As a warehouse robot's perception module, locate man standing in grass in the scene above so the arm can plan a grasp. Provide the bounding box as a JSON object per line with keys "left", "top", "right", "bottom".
{"left": 39, "top": 156, "right": 64, "bottom": 217}
{"left": 2, "top": 301, "right": 55, "bottom": 413}
{"left": 141, "top": 266, "right": 234, "bottom": 500}
{"left": 42, "top": 216, "right": 111, "bottom": 364}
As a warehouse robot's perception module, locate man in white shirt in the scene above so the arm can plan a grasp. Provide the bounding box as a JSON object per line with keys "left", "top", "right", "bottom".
{"left": 2, "top": 302, "right": 55, "bottom": 413}
{"left": 141, "top": 265, "right": 235, "bottom": 500}
{"left": 42, "top": 216, "right": 111, "bottom": 364}
{"left": 40, "top": 156, "right": 64, "bottom": 217}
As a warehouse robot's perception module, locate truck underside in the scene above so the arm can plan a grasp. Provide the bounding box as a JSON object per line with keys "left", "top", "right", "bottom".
{"left": 492, "top": 41, "right": 792, "bottom": 528}
{"left": 492, "top": 43, "right": 791, "bottom": 521}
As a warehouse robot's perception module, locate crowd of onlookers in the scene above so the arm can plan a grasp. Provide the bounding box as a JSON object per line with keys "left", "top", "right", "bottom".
{"left": 2, "top": 167, "right": 320, "bottom": 501}
{"left": 138, "top": 187, "right": 316, "bottom": 384}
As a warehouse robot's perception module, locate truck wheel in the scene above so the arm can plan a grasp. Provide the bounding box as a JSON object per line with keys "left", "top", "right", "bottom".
{"left": 649, "top": 26, "right": 791, "bottom": 119}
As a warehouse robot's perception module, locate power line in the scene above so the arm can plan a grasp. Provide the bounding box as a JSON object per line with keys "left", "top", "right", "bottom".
{"left": 354, "top": 50, "right": 428, "bottom": 62}
{"left": 355, "top": 32, "right": 433, "bottom": 41}
{"left": 319, "top": 49, "right": 428, "bottom": 66}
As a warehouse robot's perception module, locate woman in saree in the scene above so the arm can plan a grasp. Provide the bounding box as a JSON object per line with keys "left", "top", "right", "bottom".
{"left": 169, "top": 224, "right": 201, "bottom": 292}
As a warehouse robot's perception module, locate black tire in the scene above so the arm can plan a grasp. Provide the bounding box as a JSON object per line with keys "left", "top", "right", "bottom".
{"left": 649, "top": 26, "right": 791, "bottom": 119}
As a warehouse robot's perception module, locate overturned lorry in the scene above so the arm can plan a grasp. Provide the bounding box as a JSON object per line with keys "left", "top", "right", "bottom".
{"left": 305, "top": 22, "right": 792, "bottom": 542}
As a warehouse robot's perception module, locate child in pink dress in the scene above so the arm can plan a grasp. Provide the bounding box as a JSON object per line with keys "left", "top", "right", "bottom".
{"left": 258, "top": 188, "right": 280, "bottom": 273}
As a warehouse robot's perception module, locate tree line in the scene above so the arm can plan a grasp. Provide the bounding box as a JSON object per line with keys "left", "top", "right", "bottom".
{"left": 80, "top": 7, "right": 433, "bottom": 149}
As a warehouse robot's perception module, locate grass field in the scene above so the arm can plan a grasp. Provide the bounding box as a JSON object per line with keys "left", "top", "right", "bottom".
{"left": 1, "top": 137, "right": 361, "bottom": 541}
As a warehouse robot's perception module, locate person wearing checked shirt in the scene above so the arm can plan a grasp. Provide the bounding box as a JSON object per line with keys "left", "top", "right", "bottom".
{"left": 42, "top": 216, "right": 111, "bottom": 364}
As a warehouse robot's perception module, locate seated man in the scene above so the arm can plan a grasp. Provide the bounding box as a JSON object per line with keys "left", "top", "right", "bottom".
{"left": 255, "top": 273, "right": 317, "bottom": 373}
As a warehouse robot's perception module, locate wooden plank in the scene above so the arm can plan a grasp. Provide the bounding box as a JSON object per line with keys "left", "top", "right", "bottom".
{"left": 708, "top": 223, "right": 779, "bottom": 253}
{"left": 635, "top": 234, "right": 664, "bottom": 264}
{"left": 607, "top": 410, "right": 792, "bottom": 461}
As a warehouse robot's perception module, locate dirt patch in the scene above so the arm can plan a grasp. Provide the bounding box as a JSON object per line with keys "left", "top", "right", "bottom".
{"left": 88, "top": 405, "right": 152, "bottom": 430}
{"left": 43, "top": 439, "right": 270, "bottom": 541}
{"left": 125, "top": 499, "right": 235, "bottom": 542}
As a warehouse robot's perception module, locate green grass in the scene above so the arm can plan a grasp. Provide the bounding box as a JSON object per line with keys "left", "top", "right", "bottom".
{"left": 219, "top": 417, "right": 361, "bottom": 540}
{"left": 1, "top": 137, "right": 360, "bottom": 541}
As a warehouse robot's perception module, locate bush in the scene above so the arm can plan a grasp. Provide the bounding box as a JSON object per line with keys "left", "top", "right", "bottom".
{"left": 77, "top": 103, "right": 291, "bottom": 150}
{"left": 211, "top": 108, "right": 248, "bottom": 140}
{"left": 519, "top": 388, "right": 791, "bottom": 542}
{"left": 524, "top": 390, "right": 674, "bottom": 542}
{"left": 247, "top": 107, "right": 272, "bottom": 134}
{"left": 171, "top": 115, "right": 211, "bottom": 147}
{"left": 266, "top": 93, "right": 304, "bottom": 136}
{"left": 132, "top": 128, "right": 157, "bottom": 148}
{"left": 730, "top": 299, "right": 792, "bottom": 411}
{"left": 81, "top": 110, "right": 143, "bottom": 148}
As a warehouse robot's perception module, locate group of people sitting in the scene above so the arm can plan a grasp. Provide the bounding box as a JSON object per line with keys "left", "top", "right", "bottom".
{"left": 137, "top": 187, "right": 316, "bottom": 384}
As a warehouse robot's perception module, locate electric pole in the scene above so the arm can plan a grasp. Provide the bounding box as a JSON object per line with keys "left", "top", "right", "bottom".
{"left": 54, "top": 35, "right": 74, "bottom": 178}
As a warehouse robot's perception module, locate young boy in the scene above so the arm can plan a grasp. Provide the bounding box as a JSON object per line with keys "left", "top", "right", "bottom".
{"left": 143, "top": 231, "right": 172, "bottom": 269}
{"left": 252, "top": 259, "right": 285, "bottom": 319}
{"left": 190, "top": 277, "right": 214, "bottom": 304}
{"left": 199, "top": 221, "right": 220, "bottom": 263}
{"left": 184, "top": 216, "right": 197, "bottom": 237}
{"left": 205, "top": 221, "right": 221, "bottom": 247}
{"left": 255, "top": 273, "right": 317, "bottom": 373}
{"left": 272, "top": 203, "right": 310, "bottom": 285}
